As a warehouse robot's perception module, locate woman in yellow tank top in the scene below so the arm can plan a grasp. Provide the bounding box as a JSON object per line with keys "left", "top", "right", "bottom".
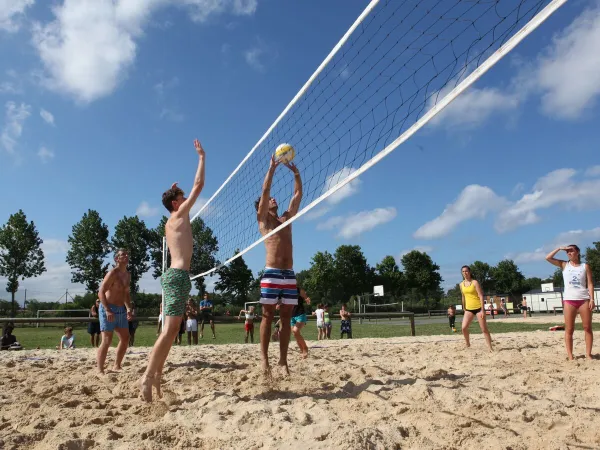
{"left": 460, "top": 265, "right": 493, "bottom": 351}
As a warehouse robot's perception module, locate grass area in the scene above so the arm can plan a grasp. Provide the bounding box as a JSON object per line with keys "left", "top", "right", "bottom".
{"left": 8, "top": 319, "right": 600, "bottom": 350}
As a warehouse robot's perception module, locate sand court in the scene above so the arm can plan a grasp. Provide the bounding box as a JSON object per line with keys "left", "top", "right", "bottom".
{"left": 1, "top": 331, "right": 599, "bottom": 449}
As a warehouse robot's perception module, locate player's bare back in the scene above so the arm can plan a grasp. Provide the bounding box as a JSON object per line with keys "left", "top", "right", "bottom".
{"left": 166, "top": 213, "right": 193, "bottom": 271}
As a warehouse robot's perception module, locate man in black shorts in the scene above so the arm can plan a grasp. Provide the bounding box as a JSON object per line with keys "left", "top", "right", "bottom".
{"left": 88, "top": 299, "right": 101, "bottom": 347}
{"left": 199, "top": 293, "right": 216, "bottom": 339}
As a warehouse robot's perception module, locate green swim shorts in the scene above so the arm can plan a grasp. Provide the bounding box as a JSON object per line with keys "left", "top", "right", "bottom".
{"left": 161, "top": 268, "right": 191, "bottom": 317}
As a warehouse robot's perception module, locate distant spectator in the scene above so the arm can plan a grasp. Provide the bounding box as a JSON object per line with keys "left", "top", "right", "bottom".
{"left": 500, "top": 298, "right": 508, "bottom": 317}
{"left": 447, "top": 305, "right": 456, "bottom": 332}
{"left": 58, "top": 327, "right": 75, "bottom": 350}
{"left": 88, "top": 299, "right": 101, "bottom": 347}
{"left": 128, "top": 302, "right": 139, "bottom": 347}
{"left": 1, "top": 322, "right": 18, "bottom": 350}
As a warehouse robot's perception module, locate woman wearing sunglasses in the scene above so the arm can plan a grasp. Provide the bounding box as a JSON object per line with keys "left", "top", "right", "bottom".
{"left": 546, "top": 245, "right": 595, "bottom": 360}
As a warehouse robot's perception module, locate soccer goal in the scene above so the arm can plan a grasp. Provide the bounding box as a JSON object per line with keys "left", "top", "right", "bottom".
{"left": 179, "top": 0, "right": 566, "bottom": 280}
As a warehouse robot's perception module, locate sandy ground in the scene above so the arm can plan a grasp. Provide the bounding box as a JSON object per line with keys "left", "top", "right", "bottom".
{"left": 1, "top": 329, "right": 599, "bottom": 450}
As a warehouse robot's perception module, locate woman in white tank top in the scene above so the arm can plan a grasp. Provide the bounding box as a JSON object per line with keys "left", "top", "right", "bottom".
{"left": 546, "top": 245, "right": 595, "bottom": 360}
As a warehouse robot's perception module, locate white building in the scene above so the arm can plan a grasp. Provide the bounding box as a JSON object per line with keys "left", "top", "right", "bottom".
{"left": 522, "top": 283, "right": 600, "bottom": 313}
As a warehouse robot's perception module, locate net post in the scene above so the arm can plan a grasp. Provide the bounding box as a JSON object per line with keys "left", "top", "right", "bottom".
{"left": 410, "top": 314, "right": 416, "bottom": 337}
{"left": 36, "top": 310, "right": 39, "bottom": 328}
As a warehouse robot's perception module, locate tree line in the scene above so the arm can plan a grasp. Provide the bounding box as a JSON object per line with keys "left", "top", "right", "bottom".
{"left": 1, "top": 208, "right": 600, "bottom": 316}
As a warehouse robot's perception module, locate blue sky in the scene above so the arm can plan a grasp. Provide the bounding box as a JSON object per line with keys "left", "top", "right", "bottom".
{"left": 1, "top": 0, "right": 600, "bottom": 303}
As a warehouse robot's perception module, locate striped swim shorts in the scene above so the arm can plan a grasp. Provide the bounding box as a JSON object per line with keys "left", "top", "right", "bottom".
{"left": 260, "top": 267, "right": 297, "bottom": 305}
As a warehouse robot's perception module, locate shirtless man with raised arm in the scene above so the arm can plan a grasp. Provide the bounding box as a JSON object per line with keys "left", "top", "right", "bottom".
{"left": 255, "top": 154, "right": 302, "bottom": 375}
{"left": 139, "top": 139, "right": 206, "bottom": 402}
{"left": 97, "top": 249, "right": 133, "bottom": 374}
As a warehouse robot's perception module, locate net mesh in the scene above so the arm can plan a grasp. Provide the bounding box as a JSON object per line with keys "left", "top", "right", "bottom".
{"left": 192, "top": 0, "right": 559, "bottom": 276}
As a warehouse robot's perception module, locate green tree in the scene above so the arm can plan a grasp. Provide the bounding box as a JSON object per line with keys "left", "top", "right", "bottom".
{"left": 66, "top": 209, "right": 110, "bottom": 294}
{"left": 469, "top": 261, "right": 494, "bottom": 292}
{"left": 303, "top": 251, "right": 336, "bottom": 303}
{"left": 112, "top": 216, "right": 152, "bottom": 295}
{"left": 149, "top": 215, "right": 219, "bottom": 293}
{"left": 375, "top": 255, "right": 404, "bottom": 298}
{"left": 0, "top": 210, "right": 46, "bottom": 316}
{"left": 215, "top": 251, "right": 254, "bottom": 306}
{"left": 400, "top": 250, "right": 443, "bottom": 308}
{"left": 522, "top": 277, "right": 543, "bottom": 293}
{"left": 585, "top": 242, "right": 600, "bottom": 284}
{"left": 333, "top": 245, "right": 370, "bottom": 303}
{"left": 490, "top": 259, "right": 525, "bottom": 294}
{"left": 445, "top": 283, "right": 462, "bottom": 306}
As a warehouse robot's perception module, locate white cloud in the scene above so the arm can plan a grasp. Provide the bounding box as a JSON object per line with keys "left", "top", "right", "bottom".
{"left": 153, "top": 76, "right": 179, "bottom": 97}
{"left": 159, "top": 107, "right": 184, "bottom": 122}
{"left": 190, "top": 197, "right": 209, "bottom": 218}
{"left": 304, "top": 166, "right": 361, "bottom": 221}
{"left": 585, "top": 165, "right": 600, "bottom": 177}
{"left": 430, "top": 85, "right": 520, "bottom": 129}
{"left": 398, "top": 246, "right": 434, "bottom": 261}
{"left": 31, "top": 0, "right": 257, "bottom": 103}
{"left": 510, "top": 227, "right": 600, "bottom": 264}
{"left": 244, "top": 46, "right": 266, "bottom": 72}
{"left": 0, "top": 82, "right": 19, "bottom": 94}
{"left": 414, "top": 185, "right": 507, "bottom": 239}
{"left": 184, "top": 0, "right": 257, "bottom": 22}
{"left": 496, "top": 169, "right": 600, "bottom": 233}
{"left": 317, "top": 207, "right": 396, "bottom": 239}
{"left": 532, "top": 3, "right": 600, "bottom": 120}
{"left": 1, "top": 101, "right": 31, "bottom": 154}
{"left": 38, "top": 146, "right": 55, "bottom": 163}
{"left": 41, "top": 238, "right": 69, "bottom": 255}
{"left": 511, "top": 182, "right": 525, "bottom": 197}
{"left": 416, "top": 169, "right": 600, "bottom": 239}
{"left": 0, "top": 0, "right": 34, "bottom": 33}
{"left": 136, "top": 201, "right": 159, "bottom": 218}
{"left": 40, "top": 108, "right": 55, "bottom": 126}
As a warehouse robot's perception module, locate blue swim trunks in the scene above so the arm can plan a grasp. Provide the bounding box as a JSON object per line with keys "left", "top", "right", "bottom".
{"left": 99, "top": 304, "right": 128, "bottom": 332}
{"left": 291, "top": 314, "right": 307, "bottom": 327}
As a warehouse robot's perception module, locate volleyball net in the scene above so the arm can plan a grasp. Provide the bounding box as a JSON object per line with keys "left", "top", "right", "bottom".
{"left": 189, "top": 0, "right": 565, "bottom": 280}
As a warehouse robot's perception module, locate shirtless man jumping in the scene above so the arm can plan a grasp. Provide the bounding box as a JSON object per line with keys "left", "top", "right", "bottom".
{"left": 139, "top": 139, "right": 206, "bottom": 401}
{"left": 97, "top": 249, "right": 133, "bottom": 374}
{"left": 255, "top": 154, "right": 302, "bottom": 375}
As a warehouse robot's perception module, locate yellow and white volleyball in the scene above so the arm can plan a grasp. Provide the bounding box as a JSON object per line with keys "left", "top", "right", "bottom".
{"left": 275, "top": 143, "right": 296, "bottom": 164}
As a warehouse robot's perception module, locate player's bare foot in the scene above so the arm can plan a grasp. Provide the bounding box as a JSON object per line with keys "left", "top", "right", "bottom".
{"left": 139, "top": 373, "right": 162, "bottom": 402}
{"left": 301, "top": 351, "right": 308, "bottom": 359}
{"left": 277, "top": 361, "right": 290, "bottom": 377}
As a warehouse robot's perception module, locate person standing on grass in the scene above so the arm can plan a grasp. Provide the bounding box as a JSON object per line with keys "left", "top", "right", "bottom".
{"left": 447, "top": 304, "right": 456, "bottom": 332}
{"left": 239, "top": 305, "right": 257, "bottom": 343}
{"left": 500, "top": 298, "right": 508, "bottom": 317}
{"left": 88, "top": 299, "right": 101, "bottom": 347}
{"left": 313, "top": 303, "right": 325, "bottom": 340}
{"left": 340, "top": 304, "right": 352, "bottom": 339}
{"left": 199, "top": 293, "right": 216, "bottom": 339}
{"left": 97, "top": 249, "right": 133, "bottom": 374}
{"left": 128, "top": 301, "right": 139, "bottom": 347}
{"left": 460, "top": 265, "right": 493, "bottom": 352}
{"left": 546, "top": 245, "right": 595, "bottom": 360}
{"left": 139, "top": 139, "right": 205, "bottom": 402}
{"left": 519, "top": 297, "right": 528, "bottom": 319}
{"left": 186, "top": 298, "right": 199, "bottom": 345}
{"left": 323, "top": 304, "right": 332, "bottom": 339}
